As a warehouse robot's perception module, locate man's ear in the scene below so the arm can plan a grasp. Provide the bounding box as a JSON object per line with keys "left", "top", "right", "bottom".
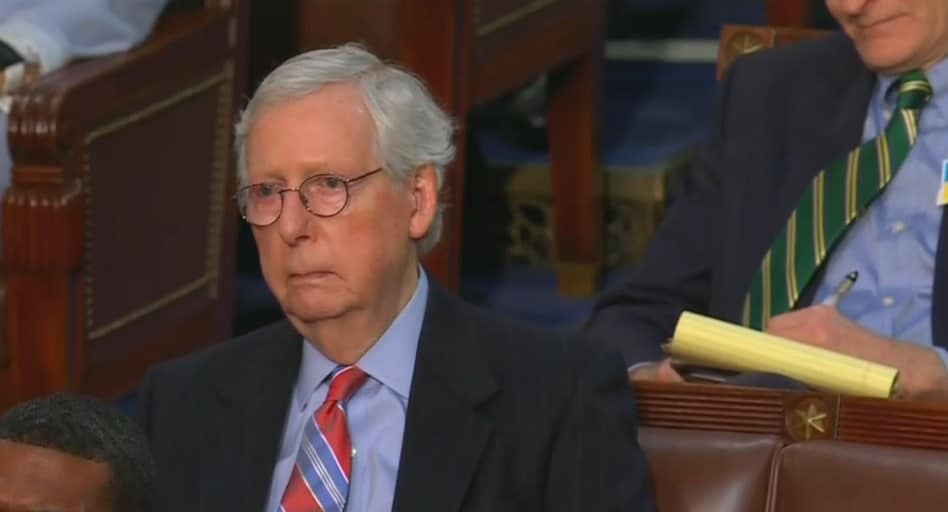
{"left": 408, "top": 165, "right": 439, "bottom": 241}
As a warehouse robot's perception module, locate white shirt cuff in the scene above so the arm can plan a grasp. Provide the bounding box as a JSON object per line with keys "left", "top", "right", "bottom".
{"left": 0, "top": 18, "right": 69, "bottom": 76}
{"left": 627, "top": 361, "right": 656, "bottom": 375}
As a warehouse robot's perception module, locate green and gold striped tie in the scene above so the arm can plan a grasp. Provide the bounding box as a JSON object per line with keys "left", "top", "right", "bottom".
{"left": 744, "top": 70, "right": 933, "bottom": 330}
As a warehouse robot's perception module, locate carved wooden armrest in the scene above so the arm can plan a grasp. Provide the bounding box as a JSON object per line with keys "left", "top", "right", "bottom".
{"left": 0, "top": 5, "right": 238, "bottom": 405}
{"left": 5, "top": 7, "right": 234, "bottom": 268}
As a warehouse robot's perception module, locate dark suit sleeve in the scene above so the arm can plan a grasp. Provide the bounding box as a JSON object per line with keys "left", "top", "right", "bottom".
{"left": 135, "top": 364, "right": 182, "bottom": 478}
{"left": 134, "top": 363, "right": 203, "bottom": 512}
{"left": 582, "top": 62, "right": 743, "bottom": 365}
{"left": 546, "top": 345, "right": 656, "bottom": 511}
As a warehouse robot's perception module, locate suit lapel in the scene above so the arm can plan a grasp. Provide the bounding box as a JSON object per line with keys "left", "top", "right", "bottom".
{"left": 392, "top": 282, "right": 499, "bottom": 512}
{"left": 788, "top": 34, "right": 877, "bottom": 307}
{"left": 199, "top": 321, "right": 302, "bottom": 511}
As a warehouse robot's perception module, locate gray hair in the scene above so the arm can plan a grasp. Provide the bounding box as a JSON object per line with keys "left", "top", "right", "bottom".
{"left": 234, "top": 43, "right": 456, "bottom": 254}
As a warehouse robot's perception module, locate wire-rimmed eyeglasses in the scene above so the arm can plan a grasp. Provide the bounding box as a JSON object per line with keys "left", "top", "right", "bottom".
{"left": 236, "top": 168, "right": 384, "bottom": 227}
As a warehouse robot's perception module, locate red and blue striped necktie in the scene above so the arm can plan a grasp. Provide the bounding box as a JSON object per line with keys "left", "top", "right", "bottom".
{"left": 280, "top": 365, "right": 368, "bottom": 512}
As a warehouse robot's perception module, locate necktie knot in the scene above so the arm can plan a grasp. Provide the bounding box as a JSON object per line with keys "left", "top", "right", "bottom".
{"left": 897, "top": 70, "right": 932, "bottom": 110}
{"left": 281, "top": 365, "right": 366, "bottom": 511}
{"left": 325, "top": 365, "right": 368, "bottom": 403}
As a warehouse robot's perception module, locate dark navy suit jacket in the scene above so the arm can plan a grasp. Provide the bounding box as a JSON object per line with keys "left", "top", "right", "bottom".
{"left": 585, "top": 32, "right": 948, "bottom": 364}
{"left": 138, "top": 281, "right": 655, "bottom": 511}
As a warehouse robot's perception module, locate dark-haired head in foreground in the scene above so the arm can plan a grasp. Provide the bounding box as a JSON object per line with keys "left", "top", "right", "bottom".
{"left": 0, "top": 393, "right": 154, "bottom": 512}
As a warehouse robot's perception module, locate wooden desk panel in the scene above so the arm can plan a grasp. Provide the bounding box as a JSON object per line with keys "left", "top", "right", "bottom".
{"left": 634, "top": 381, "right": 948, "bottom": 452}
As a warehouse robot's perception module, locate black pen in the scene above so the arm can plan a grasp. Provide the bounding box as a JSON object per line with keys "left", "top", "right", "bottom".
{"left": 821, "top": 271, "right": 859, "bottom": 307}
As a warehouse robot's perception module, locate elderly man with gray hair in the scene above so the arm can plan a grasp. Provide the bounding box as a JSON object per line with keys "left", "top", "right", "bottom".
{"left": 137, "top": 44, "right": 654, "bottom": 512}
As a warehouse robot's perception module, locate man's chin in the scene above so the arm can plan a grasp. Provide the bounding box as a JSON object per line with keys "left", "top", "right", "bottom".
{"left": 283, "top": 300, "right": 350, "bottom": 324}
{"left": 854, "top": 37, "right": 920, "bottom": 74}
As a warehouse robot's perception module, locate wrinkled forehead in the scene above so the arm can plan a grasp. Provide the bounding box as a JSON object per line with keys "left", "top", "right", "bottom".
{"left": 0, "top": 439, "right": 112, "bottom": 512}
{"left": 246, "top": 86, "right": 381, "bottom": 182}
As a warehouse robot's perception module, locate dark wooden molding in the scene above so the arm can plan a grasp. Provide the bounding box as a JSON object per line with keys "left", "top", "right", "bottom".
{"left": 3, "top": 180, "right": 83, "bottom": 273}
{"left": 635, "top": 382, "right": 948, "bottom": 452}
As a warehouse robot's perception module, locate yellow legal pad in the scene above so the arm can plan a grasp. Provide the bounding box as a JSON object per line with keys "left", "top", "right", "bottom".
{"left": 663, "top": 311, "right": 899, "bottom": 398}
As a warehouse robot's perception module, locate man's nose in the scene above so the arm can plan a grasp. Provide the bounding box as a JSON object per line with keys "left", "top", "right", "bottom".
{"left": 275, "top": 190, "right": 313, "bottom": 243}
{"left": 835, "top": 0, "right": 870, "bottom": 17}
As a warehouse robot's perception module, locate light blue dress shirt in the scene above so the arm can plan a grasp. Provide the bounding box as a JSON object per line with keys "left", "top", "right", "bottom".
{"left": 264, "top": 271, "right": 428, "bottom": 512}
{"left": 812, "top": 58, "right": 948, "bottom": 363}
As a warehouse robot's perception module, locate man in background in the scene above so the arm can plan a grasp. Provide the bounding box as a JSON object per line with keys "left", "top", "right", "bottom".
{"left": 0, "top": 393, "right": 155, "bottom": 512}
{"left": 586, "top": 0, "right": 948, "bottom": 398}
